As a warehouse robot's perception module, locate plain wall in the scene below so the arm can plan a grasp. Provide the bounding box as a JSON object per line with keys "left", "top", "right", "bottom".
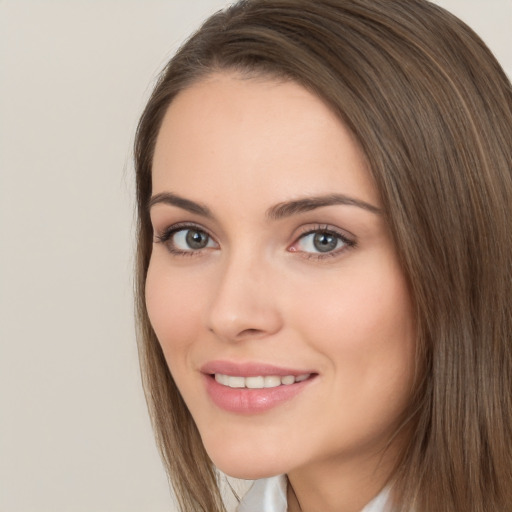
{"left": 1, "top": 1, "right": 510, "bottom": 511}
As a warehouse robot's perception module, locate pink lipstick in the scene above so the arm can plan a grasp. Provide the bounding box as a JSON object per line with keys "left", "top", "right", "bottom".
{"left": 201, "top": 361, "right": 317, "bottom": 414}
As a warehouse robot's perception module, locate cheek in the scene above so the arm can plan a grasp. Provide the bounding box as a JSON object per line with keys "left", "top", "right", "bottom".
{"left": 145, "top": 257, "right": 204, "bottom": 359}
{"left": 288, "top": 262, "right": 415, "bottom": 444}
{"left": 288, "top": 255, "right": 415, "bottom": 388}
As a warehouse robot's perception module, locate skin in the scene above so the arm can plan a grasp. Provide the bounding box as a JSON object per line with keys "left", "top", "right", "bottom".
{"left": 146, "top": 72, "right": 416, "bottom": 512}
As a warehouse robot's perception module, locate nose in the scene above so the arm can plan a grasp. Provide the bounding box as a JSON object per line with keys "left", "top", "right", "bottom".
{"left": 205, "top": 252, "right": 283, "bottom": 343}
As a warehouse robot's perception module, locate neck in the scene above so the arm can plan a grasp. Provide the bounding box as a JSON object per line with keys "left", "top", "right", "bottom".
{"left": 285, "top": 444, "right": 398, "bottom": 512}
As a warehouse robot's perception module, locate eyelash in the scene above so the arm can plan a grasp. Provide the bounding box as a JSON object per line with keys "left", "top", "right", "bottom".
{"left": 153, "top": 223, "right": 356, "bottom": 260}
{"left": 154, "top": 222, "right": 215, "bottom": 257}
{"left": 291, "top": 225, "right": 356, "bottom": 260}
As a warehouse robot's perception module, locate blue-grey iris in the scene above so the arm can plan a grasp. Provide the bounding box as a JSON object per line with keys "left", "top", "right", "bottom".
{"left": 313, "top": 232, "right": 338, "bottom": 252}
{"left": 186, "top": 230, "right": 209, "bottom": 249}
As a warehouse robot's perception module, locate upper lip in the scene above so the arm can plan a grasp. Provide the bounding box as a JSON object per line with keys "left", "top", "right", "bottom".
{"left": 200, "top": 360, "right": 315, "bottom": 377}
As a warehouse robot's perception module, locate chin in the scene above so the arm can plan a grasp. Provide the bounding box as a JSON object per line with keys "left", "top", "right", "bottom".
{"left": 204, "top": 437, "right": 290, "bottom": 480}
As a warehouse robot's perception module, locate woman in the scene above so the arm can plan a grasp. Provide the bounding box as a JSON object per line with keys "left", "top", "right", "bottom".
{"left": 134, "top": 1, "right": 512, "bottom": 511}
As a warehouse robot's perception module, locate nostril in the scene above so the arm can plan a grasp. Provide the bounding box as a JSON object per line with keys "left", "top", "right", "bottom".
{"left": 241, "top": 328, "right": 262, "bottom": 335}
{"left": 237, "top": 328, "right": 266, "bottom": 339}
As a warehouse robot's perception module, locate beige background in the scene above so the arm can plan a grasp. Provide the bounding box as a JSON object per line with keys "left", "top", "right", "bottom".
{"left": 1, "top": 1, "right": 510, "bottom": 511}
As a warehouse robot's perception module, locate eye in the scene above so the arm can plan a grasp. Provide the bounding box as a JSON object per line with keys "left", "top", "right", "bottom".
{"left": 174, "top": 228, "right": 214, "bottom": 250}
{"left": 290, "top": 227, "right": 355, "bottom": 257}
{"left": 155, "top": 225, "right": 218, "bottom": 254}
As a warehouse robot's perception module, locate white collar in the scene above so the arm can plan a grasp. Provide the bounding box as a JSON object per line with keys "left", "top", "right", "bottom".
{"left": 236, "top": 475, "right": 392, "bottom": 512}
{"left": 236, "top": 476, "right": 287, "bottom": 512}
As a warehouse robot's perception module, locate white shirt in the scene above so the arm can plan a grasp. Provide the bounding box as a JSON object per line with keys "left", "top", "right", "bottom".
{"left": 237, "top": 475, "right": 392, "bottom": 512}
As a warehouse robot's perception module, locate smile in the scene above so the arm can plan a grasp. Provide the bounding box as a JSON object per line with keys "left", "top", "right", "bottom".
{"left": 202, "top": 364, "right": 317, "bottom": 413}
{"left": 214, "top": 373, "right": 311, "bottom": 389}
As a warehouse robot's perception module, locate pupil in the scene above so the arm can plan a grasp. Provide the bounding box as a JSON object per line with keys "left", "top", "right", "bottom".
{"left": 313, "top": 232, "right": 337, "bottom": 252}
{"left": 186, "top": 230, "right": 208, "bottom": 249}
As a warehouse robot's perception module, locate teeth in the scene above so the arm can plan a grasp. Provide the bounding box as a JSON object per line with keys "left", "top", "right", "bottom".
{"left": 281, "top": 375, "right": 295, "bottom": 385}
{"left": 214, "top": 373, "right": 311, "bottom": 389}
{"left": 227, "top": 376, "right": 245, "bottom": 388}
{"left": 246, "top": 376, "right": 264, "bottom": 389}
{"left": 264, "top": 376, "right": 281, "bottom": 388}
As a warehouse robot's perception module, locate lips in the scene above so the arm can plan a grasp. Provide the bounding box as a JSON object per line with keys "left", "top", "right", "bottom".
{"left": 201, "top": 361, "right": 317, "bottom": 414}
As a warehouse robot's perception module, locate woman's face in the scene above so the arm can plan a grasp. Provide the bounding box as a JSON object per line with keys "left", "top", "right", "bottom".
{"left": 146, "top": 72, "right": 416, "bottom": 480}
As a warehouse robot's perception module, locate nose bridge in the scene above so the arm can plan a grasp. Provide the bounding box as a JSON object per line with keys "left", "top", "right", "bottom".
{"left": 205, "top": 244, "right": 282, "bottom": 342}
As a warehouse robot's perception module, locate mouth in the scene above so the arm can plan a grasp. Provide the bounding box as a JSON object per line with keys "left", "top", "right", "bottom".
{"left": 213, "top": 373, "right": 311, "bottom": 389}
{"left": 201, "top": 361, "right": 317, "bottom": 414}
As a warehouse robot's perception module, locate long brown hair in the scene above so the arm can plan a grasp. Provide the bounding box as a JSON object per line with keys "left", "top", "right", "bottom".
{"left": 134, "top": 1, "right": 512, "bottom": 510}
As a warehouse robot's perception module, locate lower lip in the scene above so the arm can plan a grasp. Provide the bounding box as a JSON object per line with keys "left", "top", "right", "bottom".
{"left": 204, "top": 374, "right": 315, "bottom": 414}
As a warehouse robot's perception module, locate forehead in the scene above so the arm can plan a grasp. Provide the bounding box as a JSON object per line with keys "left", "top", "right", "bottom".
{"left": 152, "top": 72, "right": 379, "bottom": 209}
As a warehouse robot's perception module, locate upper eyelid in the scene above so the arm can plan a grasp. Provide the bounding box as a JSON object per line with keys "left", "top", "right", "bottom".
{"left": 297, "top": 229, "right": 348, "bottom": 242}
{"left": 154, "top": 224, "right": 219, "bottom": 256}
{"left": 290, "top": 225, "right": 356, "bottom": 253}
{"left": 154, "top": 221, "right": 215, "bottom": 239}
{"left": 289, "top": 230, "right": 356, "bottom": 263}
{"left": 294, "top": 224, "right": 356, "bottom": 242}
{"left": 154, "top": 221, "right": 356, "bottom": 249}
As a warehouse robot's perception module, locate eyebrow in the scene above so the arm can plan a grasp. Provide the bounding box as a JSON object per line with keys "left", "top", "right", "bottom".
{"left": 148, "top": 192, "right": 213, "bottom": 218}
{"left": 266, "top": 193, "right": 381, "bottom": 219}
{"left": 148, "top": 192, "right": 381, "bottom": 219}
